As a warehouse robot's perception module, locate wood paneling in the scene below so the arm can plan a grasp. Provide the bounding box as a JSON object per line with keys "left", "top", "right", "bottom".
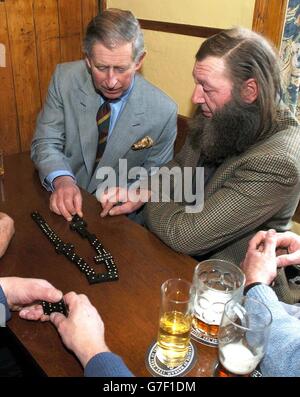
{"left": 58, "top": 0, "right": 82, "bottom": 62}
{"left": 5, "top": 0, "right": 41, "bottom": 152}
{"left": 0, "top": 1, "right": 19, "bottom": 154}
{"left": 99, "top": 0, "right": 106, "bottom": 13}
{"left": 252, "top": 0, "right": 288, "bottom": 49}
{"left": 139, "top": 19, "right": 221, "bottom": 38}
{"left": 34, "top": 0, "right": 60, "bottom": 102}
{"left": 81, "top": 0, "right": 99, "bottom": 35}
{"left": 0, "top": 0, "right": 98, "bottom": 155}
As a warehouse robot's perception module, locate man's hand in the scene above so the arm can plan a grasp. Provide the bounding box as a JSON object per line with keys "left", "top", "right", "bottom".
{"left": 50, "top": 176, "right": 83, "bottom": 221}
{"left": 0, "top": 212, "right": 15, "bottom": 257}
{"left": 98, "top": 186, "right": 150, "bottom": 217}
{"left": 0, "top": 277, "right": 63, "bottom": 321}
{"left": 50, "top": 292, "right": 109, "bottom": 368}
{"left": 274, "top": 231, "right": 300, "bottom": 267}
{"left": 241, "top": 229, "right": 278, "bottom": 286}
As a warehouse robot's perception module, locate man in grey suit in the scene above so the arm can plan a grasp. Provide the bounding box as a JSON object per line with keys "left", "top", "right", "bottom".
{"left": 31, "top": 9, "right": 177, "bottom": 221}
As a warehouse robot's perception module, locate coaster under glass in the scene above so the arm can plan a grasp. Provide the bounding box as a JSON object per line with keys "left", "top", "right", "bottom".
{"left": 145, "top": 341, "right": 197, "bottom": 377}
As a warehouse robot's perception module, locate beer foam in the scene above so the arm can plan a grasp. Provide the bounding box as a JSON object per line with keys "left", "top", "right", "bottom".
{"left": 194, "top": 289, "right": 232, "bottom": 325}
{"left": 219, "top": 342, "right": 263, "bottom": 375}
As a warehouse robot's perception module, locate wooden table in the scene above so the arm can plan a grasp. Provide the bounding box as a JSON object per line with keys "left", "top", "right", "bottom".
{"left": 0, "top": 153, "right": 218, "bottom": 377}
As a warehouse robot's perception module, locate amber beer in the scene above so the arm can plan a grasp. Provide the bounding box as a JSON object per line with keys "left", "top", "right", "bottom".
{"left": 214, "top": 362, "right": 250, "bottom": 377}
{"left": 156, "top": 278, "right": 193, "bottom": 368}
{"left": 192, "top": 316, "right": 219, "bottom": 337}
{"left": 157, "top": 310, "right": 192, "bottom": 367}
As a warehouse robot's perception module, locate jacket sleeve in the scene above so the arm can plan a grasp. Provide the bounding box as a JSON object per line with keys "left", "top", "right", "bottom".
{"left": 84, "top": 352, "right": 134, "bottom": 377}
{"left": 31, "top": 64, "right": 74, "bottom": 186}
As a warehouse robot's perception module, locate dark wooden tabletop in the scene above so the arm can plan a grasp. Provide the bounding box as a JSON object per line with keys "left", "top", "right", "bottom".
{"left": 0, "top": 152, "right": 218, "bottom": 377}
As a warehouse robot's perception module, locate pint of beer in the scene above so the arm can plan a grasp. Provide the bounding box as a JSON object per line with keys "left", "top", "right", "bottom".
{"left": 216, "top": 296, "right": 272, "bottom": 376}
{"left": 156, "top": 278, "right": 193, "bottom": 368}
{"left": 191, "top": 260, "right": 245, "bottom": 341}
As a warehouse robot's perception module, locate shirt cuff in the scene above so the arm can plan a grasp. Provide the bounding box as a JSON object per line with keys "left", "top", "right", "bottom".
{"left": 44, "top": 171, "right": 76, "bottom": 192}
{"left": 243, "top": 282, "right": 265, "bottom": 295}
{"left": 246, "top": 283, "right": 279, "bottom": 303}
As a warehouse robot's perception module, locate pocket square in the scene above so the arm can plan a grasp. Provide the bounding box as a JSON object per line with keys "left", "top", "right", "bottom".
{"left": 131, "top": 136, "right": 154, "bottom": 150}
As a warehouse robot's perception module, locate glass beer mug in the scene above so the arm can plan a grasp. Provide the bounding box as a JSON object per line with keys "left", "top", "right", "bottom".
{"left": 191, "top": 259, "right": 245, "bottom": 345}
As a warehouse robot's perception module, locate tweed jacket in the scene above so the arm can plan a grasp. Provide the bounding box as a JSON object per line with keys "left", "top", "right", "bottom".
{"left": 145, "top": 107, "right": 300, "bottom": 265}
{"left": 31, "top": 60, "right": 177, "bottom": 194}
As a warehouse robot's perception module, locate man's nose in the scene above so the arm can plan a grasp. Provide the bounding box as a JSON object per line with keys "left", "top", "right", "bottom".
{"left": 191, "top": 85, "right": 205, "bottom": 104}
{"left": 106, "top": 68, "right": 118, "bottom": 88}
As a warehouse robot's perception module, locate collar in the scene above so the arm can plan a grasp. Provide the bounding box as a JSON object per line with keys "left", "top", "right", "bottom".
{"left": 100, "top": 75, "right": 135, "bottom": 104}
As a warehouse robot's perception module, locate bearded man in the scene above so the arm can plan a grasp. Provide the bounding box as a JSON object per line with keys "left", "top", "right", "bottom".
{"left": 100, "top": 28, "right": 300, "bottom": 301}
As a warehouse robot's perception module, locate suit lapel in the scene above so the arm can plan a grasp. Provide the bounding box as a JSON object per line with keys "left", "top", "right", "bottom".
{"left": 77, "top": 70, "right": 100, "bottom": 178}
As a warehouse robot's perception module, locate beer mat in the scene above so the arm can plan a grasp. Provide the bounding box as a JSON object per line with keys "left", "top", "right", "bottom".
{"left": 251, "top": 369, "right": 262, "bottom": 377}
{"left": 145, "top": 340, "right": 197, "bottom": 377}
{"left": 191, "top": 324, "right": 218, "bottom": 347}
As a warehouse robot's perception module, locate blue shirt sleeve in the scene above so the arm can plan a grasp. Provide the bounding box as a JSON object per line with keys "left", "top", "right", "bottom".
{"left": 84, "top": 352, "right": 134, "bottom": 377}
{"left": 0, "top": 285, "right": 11, "bottom": 324}
{"left": 44, "top": 171, "right": 76, "bottom": 191}
{"left": 247, "top": 284, "right": 300, "bottom": 377}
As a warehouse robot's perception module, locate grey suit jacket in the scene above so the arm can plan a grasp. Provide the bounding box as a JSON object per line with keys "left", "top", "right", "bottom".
{"left": 145, "top": 106, "right": 300, "bottom": 266}
{"left": 31, "top": 60, "right": 177, "bottom": 193}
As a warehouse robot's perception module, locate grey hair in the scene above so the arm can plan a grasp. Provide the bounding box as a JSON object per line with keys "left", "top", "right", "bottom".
{"left": 195, "top": 27, "right": 282, "bottom": 136}
{"left": 83, "top": 8, "right": 145, "bottom": 62}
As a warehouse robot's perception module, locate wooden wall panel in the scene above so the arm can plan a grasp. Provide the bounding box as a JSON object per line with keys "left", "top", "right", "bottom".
{"left": 34, "top": 0, "right": 60, "bottom": 103}
{"left": 252, "top": 0, "right": 288, "bottom": 49}
{"left": 0, "top": 2, "right": 19, "bottom": 155}
{"left": 58, "top": 0, "right": 83, "bottom": 62}
{"left": 81, "top": 0, "right": 99, "bottom": 37}
{"left": 0, "top": 0, "right": 98, "bottom": 155}
{"left": 99, "top": 0, "right": 107, "bottom": 13}
{"left": 5, "top": 0, "right": 41, "bottom": 152}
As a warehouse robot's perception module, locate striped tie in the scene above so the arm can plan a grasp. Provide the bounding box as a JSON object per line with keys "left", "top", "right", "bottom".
{"left": 95, "top": 101, "right": 111, "bottom": 166}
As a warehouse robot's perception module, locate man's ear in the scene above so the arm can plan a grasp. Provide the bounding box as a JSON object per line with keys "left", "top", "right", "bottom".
{"left": 134, "top": 51, "right": 146, "bottom": 71}
{"left": 241, "top": 78, "right": 258, "bottom": 103}
{"left": 85, "top": 56, "right": 91, "bottom": 70}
